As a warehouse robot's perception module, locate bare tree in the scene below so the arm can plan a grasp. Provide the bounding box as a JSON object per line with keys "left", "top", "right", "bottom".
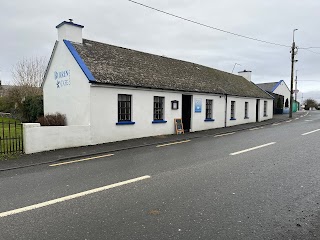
{"left": 11, "top": 56, "right": 47, "bottom": 95}
{"left": 5, "top": 57, "right": 47, "bottom": 118}
{"left": 304, "top": 98, "right": 318, "bottom": 110}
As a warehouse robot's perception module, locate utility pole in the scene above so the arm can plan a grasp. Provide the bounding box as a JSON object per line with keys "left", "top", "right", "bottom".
{"left": 289, "top": 29, "right": 298, "bottom": 118}
{"left": 295, "top": 70, "right": 298, "bottom": 102}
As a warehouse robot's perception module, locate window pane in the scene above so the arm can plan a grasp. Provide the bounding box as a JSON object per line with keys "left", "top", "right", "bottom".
{"left": 154, "top": 96, "right": 164, "bottom": 120}
{"left": 118, "top": 94, "right": 132, "bottom": 122}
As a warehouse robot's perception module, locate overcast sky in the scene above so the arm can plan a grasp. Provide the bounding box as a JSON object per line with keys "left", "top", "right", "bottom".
{"left": 1, "top": 0, "right": 320, "bottom": 102}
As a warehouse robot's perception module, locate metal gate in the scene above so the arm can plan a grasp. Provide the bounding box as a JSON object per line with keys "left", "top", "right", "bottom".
{"left": 0, "top": 120, "right": 23, "bottom": 154}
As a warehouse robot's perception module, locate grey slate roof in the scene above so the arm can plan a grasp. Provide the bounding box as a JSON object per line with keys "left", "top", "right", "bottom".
{"left": 256, "top": 82, "right": 278, "bottom": 93}
{"left": 73, "top": 39, "right": 272, "bottom": 99}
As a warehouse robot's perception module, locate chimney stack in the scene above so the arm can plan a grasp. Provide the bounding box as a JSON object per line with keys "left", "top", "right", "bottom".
{"left": 56, "top": 19, "right": 84, "bottom": 43}
{"left": 238, "top": 70, "right": 252, "bottom": 82}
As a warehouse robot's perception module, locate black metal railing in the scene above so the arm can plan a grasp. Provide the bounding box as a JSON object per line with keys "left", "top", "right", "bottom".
{"left": 0, "top": 120, "right": 23, "bottom": 154}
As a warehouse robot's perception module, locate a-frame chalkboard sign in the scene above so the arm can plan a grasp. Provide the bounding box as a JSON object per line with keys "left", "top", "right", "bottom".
{"left": 174, "top": 118, "right": 184, "bottom": 134}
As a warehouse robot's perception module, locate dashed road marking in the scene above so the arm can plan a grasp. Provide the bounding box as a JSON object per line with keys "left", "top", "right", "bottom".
{"left": 230, "top": 142, "right": 276, "bottom": 156}
{"left": 214, "top": 132, "right": 236, "bottom": 137}
{"left": 302, "top": 129, "right": 320, "bottom": 136}
{"left": 249, "top": 127, "right": 264, "bottom": 131}
{"left": 272, "top": 123, "right": 281, "bottom": 126}
{"left": 0, "top": 175, "right": 151, "bottom": 218}
{"left": 286, "top": 120, "right": 292, "bottom": 123}
{"left": 156, "top": 140, "right": 191, "bottom": 147}
{"left": 50, "top": 154, "right": 114, "bottom": 167}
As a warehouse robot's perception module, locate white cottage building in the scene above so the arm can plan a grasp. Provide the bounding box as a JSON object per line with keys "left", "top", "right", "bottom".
{"left": 256, "top": 80, "right": 290, "bottom": 114}
{"left": 25, "top": 20, "right": 273, "bottom": 153}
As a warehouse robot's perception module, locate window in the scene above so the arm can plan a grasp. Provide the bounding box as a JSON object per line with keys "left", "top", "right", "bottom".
{"left": 118, "top": 94, "right": 131, "bottom": 122}
{"left": 264, "top": 101, "right": 268, "bottom": 116}
{"left": 245, "top": 102, "right": 249, "bottom": 119}
{"left": 231, "top": 101, "right": 236, "bottom": 120}
{"left": 285, "top": 98, "right": 289, "bottom": 108}
{"left": 154, "top": 96, "right": 164, "bottom": 120}
{"left": 206, "top": 99, "right": 213, "bottom": 119}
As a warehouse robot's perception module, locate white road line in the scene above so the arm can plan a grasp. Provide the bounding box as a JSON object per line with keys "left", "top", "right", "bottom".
{"left": 286, "top": 120, "right": 292, "bottom": 123}
{"left": 50, "top": 154, "right": 114, "bottom": 167}
{"left": 156, "top": 140, "right": 190, "bottom": 147}
{"left": 230, "top": 142, "right": 276, "bottom": 156}
{"left": 305, "top": 120, "right": 313, "bottom": 122}
{"left": 249, "top": 127, "right": 264, "bottom": 131}
{"left": 272, "top": 123, "right": 281, "bottom": 126}
{"left": 0, "top": 175, "right": 151, "bottom": 218}
{"left": 295, "top": 118, "right": 299, "bottom": 120}
{"left": 301, "top": 129, "right": 320, "bottom": 136}
{"left": 214, "top": 132, "right": 235, "bottom": 137}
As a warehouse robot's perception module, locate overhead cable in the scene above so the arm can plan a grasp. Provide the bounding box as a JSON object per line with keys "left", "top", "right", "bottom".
{"left": 128, "top": 0, "right": 291, "bottom": 48}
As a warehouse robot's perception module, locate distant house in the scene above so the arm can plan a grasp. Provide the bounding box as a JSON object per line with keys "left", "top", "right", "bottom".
{"left": 24, "top": 20, "right": 273, "bottom": 153}
{"left": 256, "top": 80, "right": 290, "bottom": 114}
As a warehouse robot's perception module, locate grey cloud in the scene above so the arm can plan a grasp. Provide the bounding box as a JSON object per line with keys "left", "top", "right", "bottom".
{"left": 1, "top": 0, "right": 319, "bottom": 97}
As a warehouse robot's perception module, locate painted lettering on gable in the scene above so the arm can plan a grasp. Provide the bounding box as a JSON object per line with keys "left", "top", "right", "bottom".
{"left": 54, "top": 70, "right": 71, "bottom": 88}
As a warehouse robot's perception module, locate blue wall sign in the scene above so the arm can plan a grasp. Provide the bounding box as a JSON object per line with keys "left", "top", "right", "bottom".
{"left": 54, "top": 70, "right": 71, "bottom": 88}
{"left": 195, "top": 98, "right": 202, "bottom": 113}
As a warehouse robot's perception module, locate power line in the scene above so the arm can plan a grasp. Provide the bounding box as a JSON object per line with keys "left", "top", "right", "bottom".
{"left": 297, "top": 80, "right": 320, "bottom": 82}
{"left": 128, "top": 0, "right": 291, "bottom": 48}
{"left": 299, "top": 47, "right": 320, "bottom": 49}
{"left": 299, "top": 48, "right": 320, "bottom": 55}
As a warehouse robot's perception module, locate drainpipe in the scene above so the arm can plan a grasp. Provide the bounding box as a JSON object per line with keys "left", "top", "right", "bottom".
{"left": 224, "top": 94, "right": 228, "bottom": 128}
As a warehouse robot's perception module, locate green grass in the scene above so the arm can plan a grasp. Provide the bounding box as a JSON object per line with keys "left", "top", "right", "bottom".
{"left": 0, "top": 117, "right": 23, "bottom": 155}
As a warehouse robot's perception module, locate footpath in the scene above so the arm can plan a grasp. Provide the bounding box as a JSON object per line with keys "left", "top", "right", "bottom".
{"left": 0, "top": 112, "right": 307, "bottom": 171}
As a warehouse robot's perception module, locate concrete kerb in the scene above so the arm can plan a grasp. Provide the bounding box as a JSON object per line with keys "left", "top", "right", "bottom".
{"left": 0, "top": 114, "right": 301, "bottom": 172}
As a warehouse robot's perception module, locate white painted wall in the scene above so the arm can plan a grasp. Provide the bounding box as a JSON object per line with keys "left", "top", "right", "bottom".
{"left": 43, "top": 41, "right": 91, "bottom": 126}
{"left": 57, "top": 23, "right": 83, "bottom": 43}
{"left": 226, "top": 97, "right": 258, "bottom": 127}
{"left": 23, "top": 123, "right": 92, "bottom": 154}
{"left": 90, "top": 86, "right": 182, "bottom": 144}
{"left": 273, "top": 80, "right": 290, "bottom": 112}
{"left": 191, "top": 94, "right": 225, "bottom": 132}
{"left": 238, "top": 71, "right": 252, "bottom": 82}
{"left": 259, "top": 99, "right": 274, "bottom": 121}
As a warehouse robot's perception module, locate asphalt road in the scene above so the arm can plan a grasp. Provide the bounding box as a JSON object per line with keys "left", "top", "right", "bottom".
{"left": 1, "top": 111, "right": 320, "bottom": 239}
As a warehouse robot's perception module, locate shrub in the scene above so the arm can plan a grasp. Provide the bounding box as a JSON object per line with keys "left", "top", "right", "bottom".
{"left": 21, "top": 95, "right": 44, "bottom": 122}
{"left": 37, "top": 113, "right": 66, "bottom": 126}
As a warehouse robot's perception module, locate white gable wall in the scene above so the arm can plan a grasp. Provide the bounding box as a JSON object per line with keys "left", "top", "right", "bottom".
{"left": 273, "top": 81, "right": 290, "bottom": 109}
{"left": 43, "top": 41, "right": 91, "bottom": 126}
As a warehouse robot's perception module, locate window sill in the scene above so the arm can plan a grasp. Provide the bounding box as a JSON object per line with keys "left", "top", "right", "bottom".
{"left": 204, "top": 119, "right": 215, "bottom": 122}
{"left": 263, "top": 115, "right": 268, "bottom": 117}
{"left": 244, "top": 117, "right": 249, "bottom": 119}
{"left": 152, "top": 120, "right": 167, "bottom": 124}
{"left": 230, "top": 118, "right": 237, "bottom": 121}
{"left": 116, "top": 121, "right": 135, "bottom": 125}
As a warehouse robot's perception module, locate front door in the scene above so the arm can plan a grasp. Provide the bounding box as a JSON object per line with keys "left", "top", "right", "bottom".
{"left": 182, "top": 95, "right": 192, "bottom": 131}
{"left": 256, "top": 99, "right": 260, "bottom": 122}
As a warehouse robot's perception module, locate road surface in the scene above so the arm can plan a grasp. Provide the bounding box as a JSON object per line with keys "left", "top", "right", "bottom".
{"left": 1, "top": 111, "right": 320, "bottom": 239}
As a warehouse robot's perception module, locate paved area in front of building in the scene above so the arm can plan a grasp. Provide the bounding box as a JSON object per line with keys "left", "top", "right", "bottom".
{"left": 0, "top": 111, "right": 307, "bottom": 171}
